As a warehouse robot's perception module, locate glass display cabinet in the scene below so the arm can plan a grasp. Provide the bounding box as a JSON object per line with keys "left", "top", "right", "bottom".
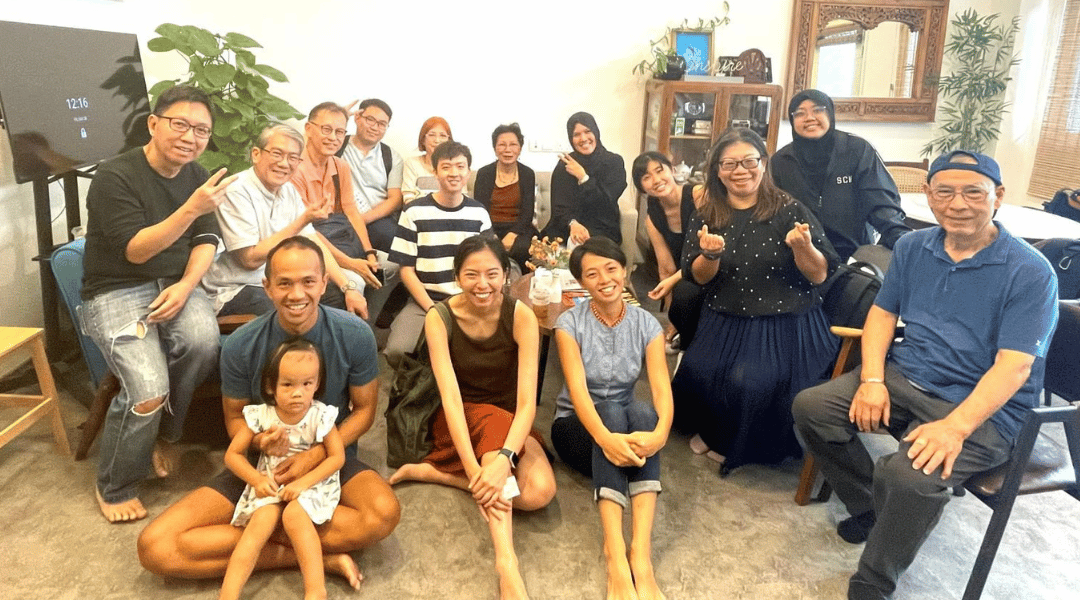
{"left": 641, "top": 80, "right": 784, "bottom": 178}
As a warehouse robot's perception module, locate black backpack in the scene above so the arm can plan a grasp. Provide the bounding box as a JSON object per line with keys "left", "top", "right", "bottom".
{"left": 1043, "top": 188, "right": 1080, "bottom": 223}
{"left": 1035, "top": 238, "right": 1080, "bottom": 299}
{"left": 820, "top": 261, "right": 885, "bottom": 329}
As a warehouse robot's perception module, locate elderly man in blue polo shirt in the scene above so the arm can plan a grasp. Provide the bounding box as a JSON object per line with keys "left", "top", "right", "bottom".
{"left": 792, "top": 150, "right": 1058, "bottom": 600}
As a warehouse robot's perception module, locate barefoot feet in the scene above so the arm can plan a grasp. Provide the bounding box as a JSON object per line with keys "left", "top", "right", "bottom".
{"left": 388, "top": 462, "right": 441, "bottom": 485}
{"left": 629, "top": 548, "right": 666, "bottom": 600}
{"left": 496, "top": 556, "right": 529, "bottom": 600}
{"left": 324, "top": 553, "right": 363, "bottom": 590}
{"left": 152, "top": 439, "right": 180, "bottom": 478}
{"left": 605, "top": 552, "right": 638, "bottom": 600}
{"left": 688, "top": 434, "right": 709, "bottom": 455}
{"left": 96, "top": 487, "right": 148, "bottom": 523}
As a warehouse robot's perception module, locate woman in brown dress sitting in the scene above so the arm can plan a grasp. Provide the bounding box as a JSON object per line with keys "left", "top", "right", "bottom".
{"left": 389, "top": 235, "right": 556, "bottom": 600}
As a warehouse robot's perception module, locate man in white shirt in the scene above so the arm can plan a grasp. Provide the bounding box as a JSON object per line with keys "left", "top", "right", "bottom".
{"left": 337, "top": 98, "right": 403, "bottom": 252}
{"left": 202, "top": 124, "right": 367, "bottom": 317}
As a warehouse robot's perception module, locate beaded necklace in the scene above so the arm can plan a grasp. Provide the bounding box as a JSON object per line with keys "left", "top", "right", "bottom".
{"left": 590, "top": 299, "right": 626, "bottom": 328}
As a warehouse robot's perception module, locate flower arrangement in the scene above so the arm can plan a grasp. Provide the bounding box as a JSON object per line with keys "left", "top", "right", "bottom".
{"left": 527, "top": 236, "right": 570, "bottom": 271}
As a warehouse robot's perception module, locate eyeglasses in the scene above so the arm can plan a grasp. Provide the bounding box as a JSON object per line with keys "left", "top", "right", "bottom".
{"left": 310, "top": 122, "right": 347, "bottom": 139}
{"left": 929, "top": 186, "right": 992, "bottom": 204}
{"left": 260, "top": 147, "right": 303, "bottom": 166}
{"left": 719, "top": 157, "right": 762, "bottom": 172}
{"left": 792, "top": 105, "right": 828, "bottom": 120}
{"left": 359, "top": 114, "right": 389, "bottom": 130}
{"left": 155, "top": 115, "right": 212, "bottom": 139}
{"left": 425, "top": 131, "right": 450, "bottom": 141}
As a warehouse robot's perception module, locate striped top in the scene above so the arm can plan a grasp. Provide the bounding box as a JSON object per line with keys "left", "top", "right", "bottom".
{"left": 388, "top": 193, "right": 492, "bottom": 299}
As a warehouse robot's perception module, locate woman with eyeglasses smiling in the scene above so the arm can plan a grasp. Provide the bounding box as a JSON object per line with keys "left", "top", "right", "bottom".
{"left": 772, "top": 89, "right": 910, "bottom": 261}
{"left": 402, "top": 116, "right": 453, "bottom": 202}
{"left": 472, "top": 123, "right": 539, "bottom": 272}
{"left": 671, "top": 127, "right": 840, "bottom": 476}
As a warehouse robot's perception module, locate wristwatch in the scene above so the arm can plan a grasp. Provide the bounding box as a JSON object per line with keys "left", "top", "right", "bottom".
{"left": 340, "top": 280, "right": 359, "bottom": 294}
{"left": 498, "top": 447, "right": 519, "bottom": 470}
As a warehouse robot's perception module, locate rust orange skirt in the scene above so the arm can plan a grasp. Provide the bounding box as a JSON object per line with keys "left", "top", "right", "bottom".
{"left": 423, "top": 402, "right": 544, "bottom": 477}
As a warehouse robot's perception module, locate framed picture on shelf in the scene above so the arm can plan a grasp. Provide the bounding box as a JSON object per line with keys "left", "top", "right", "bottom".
{"left": 671, "top": 30, "right": 712, "bottom": 76}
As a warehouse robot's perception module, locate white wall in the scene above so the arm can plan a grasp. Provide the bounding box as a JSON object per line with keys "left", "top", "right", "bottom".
{"left": 0, "top": 0, "right": 1052, "bottom": 327}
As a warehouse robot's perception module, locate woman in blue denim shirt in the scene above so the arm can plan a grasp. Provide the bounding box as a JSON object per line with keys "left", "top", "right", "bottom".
{"left": 551, "top": 236, "right": 673, "bottom": 600}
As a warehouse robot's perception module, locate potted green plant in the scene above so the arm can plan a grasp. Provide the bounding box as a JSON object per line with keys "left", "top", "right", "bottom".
{"left": 923, "top": 9, "right": 1020, "bottom": 156}
{"left": 145, "top": 24, "right": 304, "bottom": 173}
{"left": 632, "top": 10, "right": 730, "bottom": 79}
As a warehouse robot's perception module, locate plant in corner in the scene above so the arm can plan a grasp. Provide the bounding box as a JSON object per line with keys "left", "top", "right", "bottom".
{"left": 923, "top": 9, "right": 1020, "bottom": 157}
{"left": 631, "top": 7, "right": 730, "bottom": 79}
{"left": 145, "top": 24, "right": 304, "bottom": 173}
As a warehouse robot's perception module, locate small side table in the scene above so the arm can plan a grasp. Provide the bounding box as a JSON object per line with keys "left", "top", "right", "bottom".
{"left": 0, "top": 327, "right": 71, "bottom": 455}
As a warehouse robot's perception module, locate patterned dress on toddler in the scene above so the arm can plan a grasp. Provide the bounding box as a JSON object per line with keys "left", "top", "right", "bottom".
{"left": 231, "top": 401, "right": 341, "bottom": 526}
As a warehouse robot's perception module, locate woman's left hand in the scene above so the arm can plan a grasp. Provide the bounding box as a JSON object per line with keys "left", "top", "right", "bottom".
{"left": 468, "top": 458, "right": 511, "bottom": 508}
{"left": 648, "top": 272, "right": 680, "bottom": 301}
{"left": 625, "top": 430, "right": 667, "bottom": 459}
{"left": 561, "top": 153, "right": 587, "bottom": 183}
{"left": 785, "top": 222, "right": 814, "bottom": 251}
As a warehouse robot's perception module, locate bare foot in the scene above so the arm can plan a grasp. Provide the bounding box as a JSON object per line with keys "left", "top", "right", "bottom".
{"left": 303, "top": 590, "right": 327, "bottom": 600}
{"left": 152, "top": 439, "right": 180, "bottom": 477}
{"left": 325, "top": 553, "right": 363, "bottom": 590}
{"left": 96, "top": 487, "right": 148, "bottom": 523}
{"left": 704, "top": 450, "right": 725, "bottom": 465}
{"left": 388, "top": 462, "right": 437, "bottom": 485}
{"left": 629, "top": 548, "right": 666, "bottom": 600}
{"left": 688, "top": 434, "right": 709, "bottom": 455}
{"left": 496, "top": 557, "right": 529, "bottom": 600}
{"left": 605, "top": 553, "right": 639, "bottom": 600}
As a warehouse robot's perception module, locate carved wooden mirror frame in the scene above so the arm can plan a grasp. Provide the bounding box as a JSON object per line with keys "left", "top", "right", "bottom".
{"left": 786, "top": 0, "right": 950, "bottom": 122}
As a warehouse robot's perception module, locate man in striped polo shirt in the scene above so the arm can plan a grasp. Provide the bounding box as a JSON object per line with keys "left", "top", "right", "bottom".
{"left": 385, "top": 141, "right": 492, "bottom": 366}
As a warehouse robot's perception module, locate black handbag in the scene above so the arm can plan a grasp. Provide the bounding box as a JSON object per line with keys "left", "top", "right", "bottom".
{"left": 820, "top": 260, "right": 885, "bottom": 329}
{"left": 385, "top": 302, "right": 452, "bottom": 468}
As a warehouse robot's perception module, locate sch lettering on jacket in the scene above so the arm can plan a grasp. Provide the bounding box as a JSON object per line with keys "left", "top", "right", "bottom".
{"left": 837, "top": 175, "right": 853, "bottom": 184}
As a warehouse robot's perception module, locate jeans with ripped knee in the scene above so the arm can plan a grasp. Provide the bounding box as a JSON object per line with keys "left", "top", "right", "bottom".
{"left": 81, "top": 281, "right": 219, "bottom": 503}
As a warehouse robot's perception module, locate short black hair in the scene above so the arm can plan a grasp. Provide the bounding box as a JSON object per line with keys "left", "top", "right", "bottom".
{"left": 358, "top": 98, "right": 393, "bottom": 120}
{"left": 260, "top": 337, "right": 326, "bottom": 404}
{"left": 153, "top": 85, "right": 214, "bottom": 124}
{"left": 308, "top": 101, "right": 347, "bottom": 123}
{"left": 453, "top": 235, "right": 510, "bottom": 276}
{"left": 491, "top": 123, "right": 524, "bottom": 148}
{"left": 264, "top": 236, "right": 325, "bottom": 279}
{"left": 430, "top": 141, "right": 472, "bottom": 168}
{"left": 569, "top": 236, "right": 626, "bottom": 280}
{"left": 631, "top": 151, "right": 673, "bottom": 194}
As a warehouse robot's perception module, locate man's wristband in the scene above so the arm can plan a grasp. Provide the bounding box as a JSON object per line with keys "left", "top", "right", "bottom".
{"left": 364, "top": 249, "right": 378, "bottom": 257}
{"left": 860, "top": 378, "right": 885, "bottom": 384}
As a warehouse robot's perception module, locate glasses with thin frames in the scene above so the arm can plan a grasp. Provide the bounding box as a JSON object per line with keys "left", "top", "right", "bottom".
{"left": 311, "top": 122, "right": 347, "bottom": 139}
{"left": 260, "top": 147, "right": 303, "bottom": 166}
{"left": 792, "top": 105, "right": 828, "bottom": 120}
{"left": 360, "top": 114, "right": 389, "bottom": 130}
{"left": 156, "top": 115, "right": 212, "bottom": 139}
{"left": 719, "top": 157, "right": 762, "bottom": 172}
{"left": 929, "top": 186, "right": 992, "bottom": 204}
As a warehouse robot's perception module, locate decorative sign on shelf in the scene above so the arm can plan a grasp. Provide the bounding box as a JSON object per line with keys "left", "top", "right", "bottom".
{"left": 714, "top": 48, "right": 773, "bottom": 84}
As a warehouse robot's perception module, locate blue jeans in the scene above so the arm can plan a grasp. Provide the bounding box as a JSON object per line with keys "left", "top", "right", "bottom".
{"left": 592, "top": 400, "right": 662, "bottom": 508}
{"left": 81, "top": 281, "right": 219, "bottom": 503}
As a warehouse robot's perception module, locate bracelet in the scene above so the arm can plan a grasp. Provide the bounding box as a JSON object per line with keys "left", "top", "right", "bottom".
{"left": 364, "top": 249, "right": 378, "bottom": 257}
{"left": 860, "top": 378, "right": 885, "bottom": 384}
{"left": 701, "top": 251, "right": 723, "bottom": 261}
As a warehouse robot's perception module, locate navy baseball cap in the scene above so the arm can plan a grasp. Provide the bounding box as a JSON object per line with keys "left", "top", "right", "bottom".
{"left": 926, "top": 150, "right": 1002, "bottom": 186}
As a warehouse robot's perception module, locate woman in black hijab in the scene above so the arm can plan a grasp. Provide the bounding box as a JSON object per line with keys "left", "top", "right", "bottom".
{"left": 771, "top": 89, "right": 910, "bottom": 261}
{"left": 542, "top": 112, "right": 627, "bottom": 245}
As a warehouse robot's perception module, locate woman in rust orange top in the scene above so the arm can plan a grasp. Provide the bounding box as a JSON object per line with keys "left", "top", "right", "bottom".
{"left": 473, "top": 123, "right": 538, "bottom": 271}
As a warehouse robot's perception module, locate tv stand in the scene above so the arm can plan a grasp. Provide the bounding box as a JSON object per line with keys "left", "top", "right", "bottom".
{"left": 30, "top": 168, "right": 95, "bottom": 358}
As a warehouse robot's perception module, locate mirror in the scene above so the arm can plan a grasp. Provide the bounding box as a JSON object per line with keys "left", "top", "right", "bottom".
{"left": 786, "top": 0, "right": 949, "bottom": 122}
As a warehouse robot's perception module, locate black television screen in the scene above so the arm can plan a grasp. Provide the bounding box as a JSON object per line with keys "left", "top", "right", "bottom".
{"left": 0, "top": 21, "right": 151, "bottom": 184}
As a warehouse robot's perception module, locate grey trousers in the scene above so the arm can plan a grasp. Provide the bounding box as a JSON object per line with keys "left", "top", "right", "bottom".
{"left": 791, "top": 363, "right": 1013, "bottom": 600}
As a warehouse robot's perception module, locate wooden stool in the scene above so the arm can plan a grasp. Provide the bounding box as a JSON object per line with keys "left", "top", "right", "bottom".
{"left": 0, "top": 327, "right": 71, "bottom": 455}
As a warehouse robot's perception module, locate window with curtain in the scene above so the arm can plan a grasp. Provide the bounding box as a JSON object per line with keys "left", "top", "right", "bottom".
{"left": 1029, "top": 0, "right": 1080, "bottom": 198}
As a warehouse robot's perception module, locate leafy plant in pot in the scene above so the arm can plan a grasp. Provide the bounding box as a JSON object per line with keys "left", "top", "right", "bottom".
{"left": 631, "top": 9, "right": 730, "bottom": 79}
{"left": 923, "top": 9, "right": 1020, "bottom": 156}
{"left": 145, "top": 24, "right": 304, "bottom": 173}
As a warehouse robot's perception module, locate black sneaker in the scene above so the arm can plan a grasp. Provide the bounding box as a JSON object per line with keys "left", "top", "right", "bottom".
{"left": 837, "top": 511, "right": 876, "bottom": 544}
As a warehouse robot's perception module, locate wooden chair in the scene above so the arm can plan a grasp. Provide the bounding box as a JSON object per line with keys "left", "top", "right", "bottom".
{"left": 0, "top": 327, "right": 71, "bottom": 455}
{"left": 886, "top": 165, "right": 928, "bottom": 193}
{"left": 959, "top": 301, "right": 1080, "bottom": 599}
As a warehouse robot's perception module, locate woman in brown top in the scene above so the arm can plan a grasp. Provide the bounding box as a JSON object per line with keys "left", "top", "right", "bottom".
{"left": 389, "top": 235, "right": 555, "bottom": 600}
{"left": 473, "top": 123, "right": 538, "bottom": 271}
